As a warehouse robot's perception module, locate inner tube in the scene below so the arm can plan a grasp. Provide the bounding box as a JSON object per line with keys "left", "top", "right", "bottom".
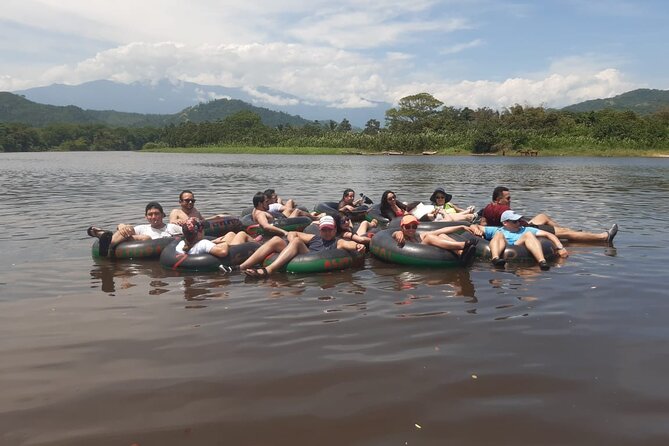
{"left": 240, "top": 214, "right": 312, "bottom": 236}
{"left": 444, "top": 231, "right": 557, "bottom": 262}
{"left": 159, "top": 239, "right": 260, "bottom": 272}
{"left": 369, "top": 228, "right": 462, "bottom": 267}
{"left": 387, "top": 219, "right": 468, "bottom": 231}
{"left": 262, "top": 248, "right": 365, "bottom": 274}
{"left": 203, "top": 216, "right": 242, "bottom": 237}
{"left": 314, "top": 201, "right": 370, "bottom": 221}
{"left": 91, "top": 237, "right": 174, "bottom": 259}
{"left": 365, "top": 204, "right": 390, "bottom": 226}
{"left": 313, "top": 201, "right": 339, "bottom": 216}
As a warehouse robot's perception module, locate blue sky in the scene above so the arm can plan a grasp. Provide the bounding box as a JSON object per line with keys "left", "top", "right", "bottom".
{"left": 1, "top": 0, "right": 667, "bottom": 110}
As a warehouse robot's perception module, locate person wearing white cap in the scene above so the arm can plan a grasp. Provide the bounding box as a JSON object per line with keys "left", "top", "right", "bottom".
{"left": 240, "top": 215, "right": 365, "bottom": 278}
{"left": 471, "top": 210, "right": 569, "bottom": 271}
{"left": 480, "top": 186, "right": 618, "bottom": 244}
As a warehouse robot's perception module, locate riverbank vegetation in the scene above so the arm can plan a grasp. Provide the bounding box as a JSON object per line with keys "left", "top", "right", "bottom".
{"left": 2, "top": 93, "right": 668, "bottom": 156}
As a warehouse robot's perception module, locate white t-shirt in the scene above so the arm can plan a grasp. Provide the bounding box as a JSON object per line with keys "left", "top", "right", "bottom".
{"left": 268, "top": 203, "right": 283, "bottom": 213}
{"left": 175, "top": 239, "right": 215, "bottom": 255}
{"left": 134, "top": 223, "right": 182, "bottom": 239}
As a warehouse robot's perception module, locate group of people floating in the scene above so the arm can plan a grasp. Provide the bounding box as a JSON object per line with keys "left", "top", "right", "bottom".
{"left": 87, "top": 186, "right": 618, "bottom": 276}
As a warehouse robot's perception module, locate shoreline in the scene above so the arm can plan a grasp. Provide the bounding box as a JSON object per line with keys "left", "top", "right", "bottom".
{"left": 140, "top": 146, "right": 669, "bottom": 157}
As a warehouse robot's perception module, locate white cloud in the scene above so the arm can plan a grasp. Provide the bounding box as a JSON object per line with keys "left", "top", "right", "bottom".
{"left": 392, "top": 67, "right": 634, "bottom": 109}
{"left": 440, "top": 39, "right": 484, "bottom": 55}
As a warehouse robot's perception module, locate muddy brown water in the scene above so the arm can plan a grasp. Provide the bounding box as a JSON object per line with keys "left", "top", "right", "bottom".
{"left": 0, "top": 152, "right": 668, "bottom": 446}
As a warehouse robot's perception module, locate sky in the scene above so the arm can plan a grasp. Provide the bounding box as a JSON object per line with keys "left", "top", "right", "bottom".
{"left": 1, "top": 0, "right": 668, "bottom": 110}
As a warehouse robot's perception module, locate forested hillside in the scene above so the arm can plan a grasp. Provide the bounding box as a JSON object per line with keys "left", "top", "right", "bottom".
{"left": 562, "top": 89, "right": 669, "bottom": 115}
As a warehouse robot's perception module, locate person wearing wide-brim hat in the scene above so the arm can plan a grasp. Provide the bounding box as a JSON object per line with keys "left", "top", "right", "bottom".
{"left": 424, "top": 187, "right": 477, "bottom": 222}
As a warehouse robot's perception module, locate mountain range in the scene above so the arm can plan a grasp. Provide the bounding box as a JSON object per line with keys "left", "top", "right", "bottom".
{"left": 3, "top": 81, "right": 668, "bottom": 129}
{"left": 0, "top": 91, "right": 312, "bottom": 128}
{"left": 560, "top": 88, "right": 669, "bottom": 115}
{"left": 13, "top": 79, "right": 390, "bottom": 127}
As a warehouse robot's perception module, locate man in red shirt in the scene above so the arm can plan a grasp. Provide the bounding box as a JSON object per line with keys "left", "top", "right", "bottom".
{"left": 481, "top": 186, "right": 617, "bottom": 244}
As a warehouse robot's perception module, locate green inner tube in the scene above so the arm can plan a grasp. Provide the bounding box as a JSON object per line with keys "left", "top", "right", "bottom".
{"left": 91, "top": 237, "right": 174, "bottom": 259}
{"left": 263, "top": 248, "right": 365, "bottom": 274}
{"left": 369, "top": 228, "right": 462, "bottom": 268}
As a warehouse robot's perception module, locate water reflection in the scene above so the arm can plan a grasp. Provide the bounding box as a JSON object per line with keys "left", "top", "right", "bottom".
{"left": 89, "top": 259, "right": 168, "bottom": 294}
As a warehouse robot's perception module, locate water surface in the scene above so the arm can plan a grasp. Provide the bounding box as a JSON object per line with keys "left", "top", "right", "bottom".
{"left": 0, "top": 152, "right": 668, "bottom": 446}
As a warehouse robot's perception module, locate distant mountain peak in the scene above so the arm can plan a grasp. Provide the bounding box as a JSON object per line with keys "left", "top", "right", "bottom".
{"left": 562, "top": 88, "right": 669, "bottom": 114}
{"left": 12, "top": 79, "right": 390, "bottom": 126}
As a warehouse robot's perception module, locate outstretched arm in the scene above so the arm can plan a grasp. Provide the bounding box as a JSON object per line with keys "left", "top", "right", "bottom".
{"left": 426, "top": 225, "right": 470, "bottom": 237}
{"left": 337, "top": 239, "right": 366, "bottom": 253}
{"left": 536, "top": 230, "right": 569, "bottom": 257}
{"left": 256, "top": 212, "right": 288, "bottom": 237}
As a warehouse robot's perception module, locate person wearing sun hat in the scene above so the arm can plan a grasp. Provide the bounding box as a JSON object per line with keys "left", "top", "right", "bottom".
{"left": 421, "top": 187, "right": 477, "bottom": 222}
{"left": 471, "top": 210, "right": 569, "bottom": 270}
{"left": 391, "top": 215, "right": 480, "bottom": 266}
{"left": 240, "top": 215, "right": 366, "bottom": 278}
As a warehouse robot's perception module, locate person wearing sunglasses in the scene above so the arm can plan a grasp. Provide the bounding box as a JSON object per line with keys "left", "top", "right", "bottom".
{"left": 379, "top": 190, "right": 409, "bottom": 221}
{"left": 424, "top": 187, "right": 477, "bottom": 222}
{"left": 334, "top": 214, "right": 377, "bottom": 246}
{"left": 87, "top": 201, "right": 182, "bottom": 257}
{"left": 473, "top": 210, "right": 569, "bottom": 271}
{"left": 241, "top": 215, "right": 365, "bottom": 278}
{"left": 481, "top": 186, "right": 618, "bottom": 244}
{"left": 169, "top": 190, "right": 229, "bottom": 225}
{"left": 392, "top": 215, "right": 479, "bottom": 266}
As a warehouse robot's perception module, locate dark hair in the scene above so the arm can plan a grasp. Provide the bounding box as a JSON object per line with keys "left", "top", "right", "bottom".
{"left": 263, "top": 189, "right": 275, "bottom": 199}
{"left": 492, "top": 186, "right": 509, "bottom": 202}
{"left": 145, "top": 201, "right": 165, "bottom": 216}
{"left": 179, "top": 190, "right": 194, "bottom": 201}
{"left": 342, "top": 188, "right": 354, "bottom": 198}
{"left": 380, "top": 190, "right": 406, "bottom": 220}
{"left": 253, "top": 191, "right": 267, "bottom": 207}
{"left": 429, "top": 188, "right": 452, "bottom": 205}
{"left": 333, "top": 213, "right": 351, "bottom": 234}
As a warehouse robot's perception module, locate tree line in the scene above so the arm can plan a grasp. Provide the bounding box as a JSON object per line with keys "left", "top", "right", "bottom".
{"left": 2, "top": 93, "right": 668, "bottom": 153}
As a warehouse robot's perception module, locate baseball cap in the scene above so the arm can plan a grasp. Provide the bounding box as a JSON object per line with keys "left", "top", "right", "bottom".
{"left": 401, "top": 214, "right": 420, "bottom": 227}
{"left": 500, "top": 210, "right": 523, "bottom": 222}
{"left": 319, "top": 215, "right": 336, "bottom": 229}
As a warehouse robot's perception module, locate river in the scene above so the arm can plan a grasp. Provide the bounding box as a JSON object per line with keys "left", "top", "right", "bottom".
{"left": 0, "top": 152, "right": 668, "bottom": 446}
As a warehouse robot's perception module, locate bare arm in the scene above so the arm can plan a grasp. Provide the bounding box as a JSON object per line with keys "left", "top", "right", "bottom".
{"left": 536, "top": 230, "right": 569, "bottom": 257}
{"left": 337, "top": 239, "right": 366, "bottom": 253}
{"left": 426, "top": 225, "right": 469, "bottom": 237}
{"left": 392, "top": 230, "right": 406, "bottom": 246}
{"left": 256, "top": 211, "right": 287, "bottom": 237}
{"left": 168, "top": 209, "right": 182, "bottom": 224}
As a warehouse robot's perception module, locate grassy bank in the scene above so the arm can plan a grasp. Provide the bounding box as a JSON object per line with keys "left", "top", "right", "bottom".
{"left": 142, "top": 144, "right": 669, "bottom": 157}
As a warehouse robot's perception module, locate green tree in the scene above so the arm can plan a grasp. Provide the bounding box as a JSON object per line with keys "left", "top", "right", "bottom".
{"left": 336, "top": 118, "right": 352, "bottom": 132}
{"left": 385, "top": 93, "right": 443, "bottom": 132}
{"left": 363, "top": 119, "right": 381, "bottom": 135}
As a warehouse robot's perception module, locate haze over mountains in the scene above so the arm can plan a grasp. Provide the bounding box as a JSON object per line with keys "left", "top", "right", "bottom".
{"left": 4, "top": 80, "right": 669, "bottom": 130}
{"left": 13, "top": 79, "right": 390, "bottom": 127}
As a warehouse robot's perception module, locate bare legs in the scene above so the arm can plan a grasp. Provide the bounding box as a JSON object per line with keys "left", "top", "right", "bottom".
{"left": 489, "top": 231, "right": 548, "bottom": 267}
{"left": 422, "top": 233, "right": 466, "bottom": 255}
{"left": 239, "top": 236, "right": 287, "bottom": 271}
{"left": 528, "top": 213, "right": 609, "bottom": 242}
{"left": 260, "top": 238, "right": 310, "bottom": 274}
